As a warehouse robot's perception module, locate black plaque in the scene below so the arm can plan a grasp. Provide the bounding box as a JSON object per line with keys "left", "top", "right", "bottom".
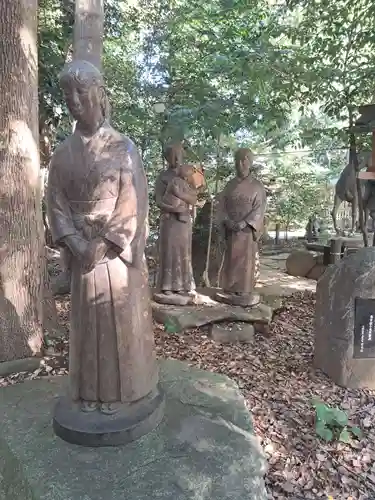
{"left": 354, "top": 297, "right": 375, "bottom": 359}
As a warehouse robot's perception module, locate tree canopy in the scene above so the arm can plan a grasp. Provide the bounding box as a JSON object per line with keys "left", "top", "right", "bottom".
{"left": 37, "top": 0, "right": 375, "bottom": 232}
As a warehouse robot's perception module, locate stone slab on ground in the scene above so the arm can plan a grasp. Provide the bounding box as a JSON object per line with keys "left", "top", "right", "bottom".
{"left": 257, "top": 251, "right": 317, "bottom": 296}
{"left": 209, "top": 322, "right": 255, "bottom": 343}
{"left": 0, "top": 359, "right": 267, "bottom": 500}
{"left": 0, "top": 357, "right": 41, "bottom": 377}
{"left": 256, "top": 268, "right": 316, "bottom": 296}
{"left": 152, "top": 299, "right": 273, "bottom": 332}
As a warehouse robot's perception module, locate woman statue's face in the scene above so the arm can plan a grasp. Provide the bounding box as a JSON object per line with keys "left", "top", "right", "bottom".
{"left": 62, "top": 78, "right": 104, "bottom": 134}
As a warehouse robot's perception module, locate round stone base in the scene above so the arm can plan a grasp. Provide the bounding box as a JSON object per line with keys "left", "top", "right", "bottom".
{"left": 53, "top": 385, "right": 165, "bottom": 447}
{"left": 214, "top": 292, "right": 261, "bottom": 308}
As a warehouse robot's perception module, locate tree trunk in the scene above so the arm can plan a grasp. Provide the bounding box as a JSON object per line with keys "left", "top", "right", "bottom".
{"left": 74, "top": 0, "right": 104, "bottom": 70}
{"left": 0, "top": 0, "right": 44, "bottom": 362}
{"left": 60, "top": 0, "right": 105, "bottom": 294}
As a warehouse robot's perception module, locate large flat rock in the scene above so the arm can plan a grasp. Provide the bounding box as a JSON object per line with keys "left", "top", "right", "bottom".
{"left": 0, "top": 360, "right": 267, "bottom": 500}
{"left": 151, "top": 287, "right": 276, "bottom": 333}
{"left": 152, "top": 300, "right": 273, "bottom": 333}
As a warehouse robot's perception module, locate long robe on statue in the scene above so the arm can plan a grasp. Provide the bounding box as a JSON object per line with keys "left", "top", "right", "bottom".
{"left": 154, "top": 168, "right": 195, "bottom": 292}
{"left": 220, "top": 175, "right": 266, "bottom": 294}
{"left": 47, "top": 123, "right": 157, "bottom": 404}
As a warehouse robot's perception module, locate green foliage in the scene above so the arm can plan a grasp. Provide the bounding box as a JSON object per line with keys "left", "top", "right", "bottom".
{"left": 311, "top": 398, "right": 363, "bottom": 443}
{"left": 164, "top": 317, "right": 180, "bottom": 334}
{"left": 284, "top": 0, "right": 375, "bottom": 126}
{"left": 38, "top": 0, "right": 74, "bottom": 164}
{"left": 140, "top": 0, "right": 296, "bottom": 149}
{"left": 37, "top": 0, "right": 375, "bottom": 232}
{"left": 265, "top": 155, "right": 331, "bottom": 230}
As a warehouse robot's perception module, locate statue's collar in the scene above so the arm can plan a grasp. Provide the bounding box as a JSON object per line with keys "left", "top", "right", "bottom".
{"left": 75, "top": 120, "right": 111, "bottom": 143}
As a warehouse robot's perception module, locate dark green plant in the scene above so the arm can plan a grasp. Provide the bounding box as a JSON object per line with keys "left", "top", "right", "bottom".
{"left": 311, "top": 398, "right": 362, "bottom": 443}
{"left": 164, "top": 317, "right": 180, "bottom": 334}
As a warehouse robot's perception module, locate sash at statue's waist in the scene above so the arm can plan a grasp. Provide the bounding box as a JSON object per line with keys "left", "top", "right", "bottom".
{"left": 69, "top": 197, "right": 117, "bottom": 214}
{"left": 69, "top": 198, "right": 117, "bottom": 238}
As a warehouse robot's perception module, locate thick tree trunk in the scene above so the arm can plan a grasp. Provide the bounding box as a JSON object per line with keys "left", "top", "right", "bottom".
{"left": 0, "top": 0, "right": 44, "bottom": 362}
{"left": 59, "top": 0, "right": 105, "bottom": 293}
{"left": 74, "top": 0, "right": 104, "bottom": 70}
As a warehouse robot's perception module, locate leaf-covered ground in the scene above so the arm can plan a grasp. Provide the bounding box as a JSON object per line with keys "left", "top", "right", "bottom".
{"left": 1, "top": 290, "right": 375, "bottom": 500}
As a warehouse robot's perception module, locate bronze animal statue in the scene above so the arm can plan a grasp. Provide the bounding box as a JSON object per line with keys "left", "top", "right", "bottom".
{"left": 331, "top": 151, "right": 371, "bottom": 235}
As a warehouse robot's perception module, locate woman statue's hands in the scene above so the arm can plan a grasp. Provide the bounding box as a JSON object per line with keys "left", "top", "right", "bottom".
{"left": 62, "top": 234, "right": 89, "bottom": 259}
{"left": 224, "top": 219, "right": 247, "bottom": 232}
{"left": 82, "top": 237, "right": 110, "bottom": 274}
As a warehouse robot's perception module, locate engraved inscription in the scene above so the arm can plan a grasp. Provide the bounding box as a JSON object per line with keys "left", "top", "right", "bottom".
{"left": 354, "top": 297, "right": 375, "bottom": 359}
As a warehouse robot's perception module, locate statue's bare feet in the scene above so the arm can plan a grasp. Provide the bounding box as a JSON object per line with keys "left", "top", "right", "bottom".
{"left": 81, "top": 401, "right": 98, "bottom": 412}
{"left": 100, "top": 402, "right": 120, "bottom": 415}
{"left": 163, "top": 290, "right": 173, "bottom": 295}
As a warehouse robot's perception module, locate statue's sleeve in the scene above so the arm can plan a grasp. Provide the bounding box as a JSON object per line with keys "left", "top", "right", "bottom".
{"left": 245, "top": 184, "right": 267, "bottom": 235}
{"left": 46, "top": 155, "right": 77, "bottom": 245}
{"left": 154, "top": 175, "right": 166, "bottom": 209}
{"left": 101, "top": 165, "right": 138, "bottom": 251}
{"left": 215, "top": 190, "right": 226, "bottom": 224}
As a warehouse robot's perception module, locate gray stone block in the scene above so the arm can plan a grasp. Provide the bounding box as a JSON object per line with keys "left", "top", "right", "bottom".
{"left": 0, "top": 356, "right": 41, "bottom": 377}
{"left": 315, "top": 247, "right": 375, "bottom": 389}
{"left": 286, "top": 250, "right": 315, "bottom": 277}
{"left": 210, "top": 322, "right": 255, "bottom": 343}
{"left": 0, "top": 359, "right": 267, "bottom": 500}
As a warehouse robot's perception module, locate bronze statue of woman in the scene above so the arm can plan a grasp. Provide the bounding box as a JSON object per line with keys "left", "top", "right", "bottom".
{"left": 216, "top": 148, "right": 267, "bottom": 307}
{"left": 47, "top": 60, "right": 163, "bottom": 446}
{"left": 154, "top": 143, "right": 197, "bottom": 297}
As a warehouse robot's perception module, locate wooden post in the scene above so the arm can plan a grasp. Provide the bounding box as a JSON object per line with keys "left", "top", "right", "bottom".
{"left": 329, "top": 238, "right": 342, "bottom": 265}
{"left": 323, "top": 245, "right": 331, "bottom": 266}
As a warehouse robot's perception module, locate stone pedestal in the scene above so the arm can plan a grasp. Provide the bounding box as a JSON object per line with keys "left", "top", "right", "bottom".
{"left": 0, "top": 360, "right": 267, "bottom": 500}
{"left": 315, "top": 247, "right": 375, "bottom": 389}
{"left": 53, "top": 387, "right": 165, "bottom": 447}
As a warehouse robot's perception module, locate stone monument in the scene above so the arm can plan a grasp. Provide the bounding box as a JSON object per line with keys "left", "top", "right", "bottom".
{"left": 154, "top": 143, "right": 205, "bottom": 305}
{"left": 46, "top": 59, "right": 164, "bottom": 446}
{"left": 215, "top": 148, "right": 267, "bottom": 307}
{"left": 315, "top": 247, "right": 375, "bottom": 389}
